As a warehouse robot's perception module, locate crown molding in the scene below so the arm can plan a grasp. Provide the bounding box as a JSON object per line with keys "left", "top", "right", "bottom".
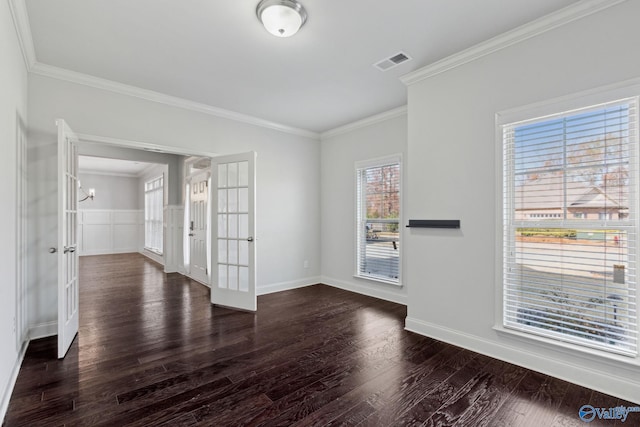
{"left": 401, "top": 0, "right": 629, "bottom": 86}
{"left": 30, "top": 62, "right": 321, "bottom": 140}
{"left": 320, "top": 105, "right": 407, "bottom": 140}
{"left": 8, "top": 0, "right": 36, "bottom": 69}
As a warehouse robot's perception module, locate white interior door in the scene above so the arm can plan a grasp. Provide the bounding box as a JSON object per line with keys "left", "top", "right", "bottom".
{"left": 56, "top": 119, "right": 80, "bottom": 358}
{"left": 189, "top": 171, "right": 210, "bottom": 285}
{"left": 212, "top": 152, "right": 256, "bottom": 311}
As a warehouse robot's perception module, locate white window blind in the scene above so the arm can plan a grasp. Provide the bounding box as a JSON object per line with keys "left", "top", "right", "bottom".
{"left": 356, "top": 158, "right": 401, "bottom": 284}
{"left": 145, "top": 176, "right": 164, "bottom": 254}
{"left": 503, "top": 98, "right": 638, "bottom": 356}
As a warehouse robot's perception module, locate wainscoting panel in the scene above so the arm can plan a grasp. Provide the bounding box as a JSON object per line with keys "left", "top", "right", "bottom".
{"left": 113, "top": 224, "right": 139, "bottom": 252}
{"left": 79, "top": 210, "right": 143, "bottom": 256}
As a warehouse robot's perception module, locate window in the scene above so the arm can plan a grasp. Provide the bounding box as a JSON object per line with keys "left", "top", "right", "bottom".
{"left": 356, "top": 156, "right": 401, "bottom": 284}
{"left": 502, "top": 98, "right": 638, "bottom": 356}
{"left": 145, "top": 176, "right": 164, "bottom": 254}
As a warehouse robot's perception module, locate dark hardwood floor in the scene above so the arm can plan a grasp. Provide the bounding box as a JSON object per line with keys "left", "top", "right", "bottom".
{"left": 3, "top": 253, "right": 632, "bottom": 426}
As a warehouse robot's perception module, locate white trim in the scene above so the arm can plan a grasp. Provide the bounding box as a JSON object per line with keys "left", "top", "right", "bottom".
{"left": 29, "top": 321, "right": 57, "bottom": 340}
{"left": 405, "top": 317, "right": 640, "bottom": 406}
{"left": 320, "top": 106, "right": 407, "bottom": 140}
{"left": 400, "top": 0, "right": 628, "bottom": 86}
{"left": 0, "top": 339, "right": 28, "bottom": 424}
{"left": 77, "top": 133, "right": 219, "bottom": 159}
{"left": 15, "top": 114, "right": 28, "bottom": 351}
{"left": 493, "top": 324, "right": 640, "bottom": 368}
{"left": 256, "top": 277, "right": 320, "bottom": 296}
{"left": 496, "top": 76, "right": 640, "bottom": 126}
{"left": 30, "top": 62, "right": 320, "bottom": 140}
{"left": 352, "top": 274, "right": 402, "bottom": 287}
{"left": 77, "top": 169, "right": 140, "bottom": 178}
{"left": 7, "top": 0, "right": 36, "bottom": 69}
{"left": 140, "top": 249, "right": 164, "bottom": 266}
{"left": 187, "top": 274, "right": 211, "bottom": 288}
{"left": 321, "top": 276, "right": 407, "bottom": 305}
{"left": 354, "top": 154, "right": 402, "bottom": 171}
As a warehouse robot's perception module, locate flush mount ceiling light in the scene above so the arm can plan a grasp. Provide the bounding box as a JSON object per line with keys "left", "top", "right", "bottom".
{"left": 256, "top": 0, "right": 307, "bottom": 38}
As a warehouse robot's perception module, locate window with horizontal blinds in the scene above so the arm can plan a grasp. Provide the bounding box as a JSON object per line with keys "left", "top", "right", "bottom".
{"left": 356, "top": 158, "right": 401, "bottom": 284}
{"left": 503, "top": 98, "right": 638, "bottom": 356}
{"left": 145, "top": 175, "right": 164, "bottom": 254}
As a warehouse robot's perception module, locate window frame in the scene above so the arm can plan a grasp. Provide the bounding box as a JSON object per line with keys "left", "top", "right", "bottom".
{"left": 495, "top": 84, "right": 640, "bottom": 360}
{"left": 144, "top": 175, "right": 164, "bottom": 255}
{"left": 354, "top": 154, "right": 403, "bottom": 286}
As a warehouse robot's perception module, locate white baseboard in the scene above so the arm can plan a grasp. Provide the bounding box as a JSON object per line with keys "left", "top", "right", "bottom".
{"left": 81, "top": 248, "right": 139, "bottom": 256}
{"left": 29, "top": 321, "right": 57, "bottom": 340}
{"left": 140, "top": 249, "right": 164, "bottom": 266}
{"left": 0, "top": 340, "right": 28, "bottom": 424}
{"left": 187, "top": 275, "right": 211, "bottom": 288}
{"left": 320, "top": 276, "right": 407, "bottom": 305}
{"left": 405, "top": 317, "right": 640, "bottom": 406}
{"left": 257, "top": 276, "right": 321, "bottom": 296}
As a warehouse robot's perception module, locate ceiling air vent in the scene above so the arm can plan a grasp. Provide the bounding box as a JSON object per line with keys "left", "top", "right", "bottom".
{"left": 374, "top": 51, "right": 412, "bottom": 71}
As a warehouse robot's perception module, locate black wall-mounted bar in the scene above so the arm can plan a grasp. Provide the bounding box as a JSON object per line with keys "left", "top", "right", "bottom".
{"left": 406, "top": 219, "right": 460, "bottom": 229}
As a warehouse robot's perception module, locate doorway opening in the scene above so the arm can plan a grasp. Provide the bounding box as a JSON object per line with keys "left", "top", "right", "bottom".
{"left": 56, "top": 127, "right": 258, "bottom": 358}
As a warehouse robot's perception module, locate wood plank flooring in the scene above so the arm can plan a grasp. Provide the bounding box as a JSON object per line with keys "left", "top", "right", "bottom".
{"left": 3, "top": 253, "right": 632, "bottom": 426}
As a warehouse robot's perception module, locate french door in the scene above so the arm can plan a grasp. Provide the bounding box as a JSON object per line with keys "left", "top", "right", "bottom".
{"left": 56, "top": 119, "right": 80, "bottom": 358}
{"left": 211, "top": 152, "right": 257, "bottom": 311}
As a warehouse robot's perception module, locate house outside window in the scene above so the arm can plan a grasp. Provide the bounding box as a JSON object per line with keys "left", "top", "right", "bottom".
{"left": 145, "top": 175, "right": 164, "bottom": 254}
{"left": 355, "top": 156, "right": 401, "bottom": 284}
{"left": 501, "top": 97, "right": 638, "bottom": 357}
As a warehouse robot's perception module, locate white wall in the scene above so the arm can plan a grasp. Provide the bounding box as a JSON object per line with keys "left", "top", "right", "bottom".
{"left": 0, "top": 0, "right": 29, "bottom": 419}
{"left": 78, "top": 144, "right": 184, "bottom": 206}
{"left": 78, "top": 172, "right": 140, "bottom": 210}
{"left": 26, "top": 73, "right": 321, "bottom": 333}
{"left": 320, "top": 112, "right": 408, "bottom": 304}
{"left": 404, "top": 1, "right": 640, "bottom": 404}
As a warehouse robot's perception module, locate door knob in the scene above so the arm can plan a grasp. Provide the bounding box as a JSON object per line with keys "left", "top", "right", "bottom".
{"left": 189, "top": 233, "right": 194, "bottom": 237}
{"left": 63, "top": 246, "right": 76, "bottom": 254}
{"left": 49, "top": 247, "right": 57, "bottom": 254}
{"left": 247, "top": 236, "right": 254, "bottom": 242}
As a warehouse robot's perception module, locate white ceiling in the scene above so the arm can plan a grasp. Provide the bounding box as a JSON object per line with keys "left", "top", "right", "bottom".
{"left": 78, "top": 156, "right": 157, "bottom": 176}
{"left": 23, "top": 0, "right": 581, "bottom": 133}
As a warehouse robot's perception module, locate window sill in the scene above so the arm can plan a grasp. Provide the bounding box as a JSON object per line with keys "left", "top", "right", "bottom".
{"left": 353, "top": 274, "right": 402, "bottom": 287}
{"left": 493, "top": 324, "right": 640, "bottom": 368}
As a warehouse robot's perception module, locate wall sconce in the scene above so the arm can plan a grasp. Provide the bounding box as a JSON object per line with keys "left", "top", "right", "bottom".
{"left": 78, "top": 181, "right": 95, "bottom": 202}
